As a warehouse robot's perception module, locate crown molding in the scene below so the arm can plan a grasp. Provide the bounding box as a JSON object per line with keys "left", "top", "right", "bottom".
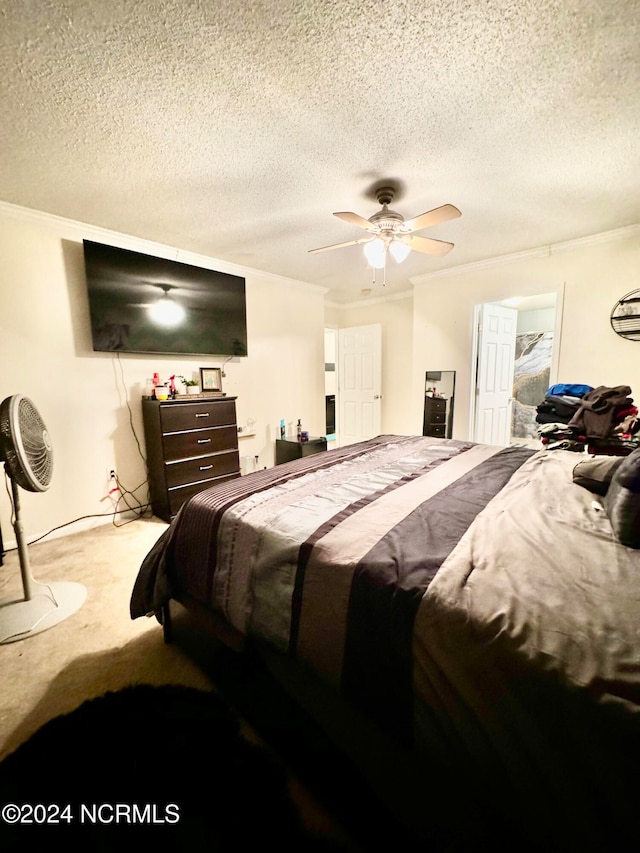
{"left": 326, "top": 288, "right": 413, "bottom": 310}
{"left": 545, "top": 223, "right": 640, "bottom": 255}
{"left": 0, "top": 200, "right": 327, "bottom": 295}
{"left": 411, "top": 224, "right": 640, "bottom": 286}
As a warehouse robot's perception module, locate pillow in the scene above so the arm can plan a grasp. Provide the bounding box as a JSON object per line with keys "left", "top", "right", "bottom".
{"left": 572, "top": 455, "right": 624, "bottom": 496}
{"left": 603, "top": 448, "right": 640, "bottom": 548}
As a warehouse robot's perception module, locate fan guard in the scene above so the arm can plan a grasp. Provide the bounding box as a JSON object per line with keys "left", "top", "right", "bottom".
{"left": 0, "top": 394, "right": 86, "bottom": 644}
{"left": 0, "top": 395, "right": 53, "bottom": 491}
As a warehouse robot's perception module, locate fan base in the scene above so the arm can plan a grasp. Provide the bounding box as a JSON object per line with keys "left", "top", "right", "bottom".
{"left": 0, "top": 581, "right": 87, "bottom": 644}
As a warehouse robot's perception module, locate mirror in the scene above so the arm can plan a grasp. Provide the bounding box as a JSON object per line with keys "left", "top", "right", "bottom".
{"left": 423, "top": 371, "right": 456, "bottom": 439}
{"left": 611, "top": 290, "right": 640, "bottom": 341}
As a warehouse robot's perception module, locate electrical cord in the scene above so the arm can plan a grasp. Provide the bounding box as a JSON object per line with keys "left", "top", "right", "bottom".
{"left": 1, "top": 355, "right": 155, "bottom": 554}
{"left": 113, "top": 351, "right": 152, "bottom": 510}
{"left": 114, "top": 353, "right": 149, "bottom": 468}
{"left": 2, "top": 472, "right": 152, "bottom": 550}
{"left": 3, "top": 469, "right": 16, "bottom": 529}
{"left": 3, "top": 464, "right": 152, "bottom": 554}
{"left": 221, "top": 355, "right": 234, "bottom": 377}
{"left": 107, "top": 471, "right": 152, "bottom": 528}
{"left": 1, "top": 579, "right": 62, "bottom": 642}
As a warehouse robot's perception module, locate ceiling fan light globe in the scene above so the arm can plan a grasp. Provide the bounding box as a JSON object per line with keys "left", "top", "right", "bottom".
{"left": 389, "top": 240, "right": 411, "bottom": 263}
{"left": 363, "top": 238, "right": 386, "bottom": 269}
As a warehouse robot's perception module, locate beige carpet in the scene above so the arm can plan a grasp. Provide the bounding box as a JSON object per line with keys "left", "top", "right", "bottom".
{"left": 0, "top": 514, "right": 362, "bottom": 849}
{"left": 0, "top": 516, "right": 215, "bottom": 760}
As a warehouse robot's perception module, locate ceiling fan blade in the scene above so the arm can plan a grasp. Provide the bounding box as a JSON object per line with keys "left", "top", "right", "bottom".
{"left": 408, "top": 234, "right": 455, "bottom": 256}
{"left": 308, "top": 237, "right": 372, "bottom": 254}
{"left": 333, "top": 211, "right": 378, "bottom": 231}
{"left": 403, "top": 204, "right": 461, "bottom": 233}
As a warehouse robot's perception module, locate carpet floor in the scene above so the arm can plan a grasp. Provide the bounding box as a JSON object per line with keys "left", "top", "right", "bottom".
{"left": 0, "top": 516, "right": 406, "bottom": 851}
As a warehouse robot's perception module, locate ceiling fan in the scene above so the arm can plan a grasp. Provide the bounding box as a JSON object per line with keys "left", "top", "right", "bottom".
{"left": 309, "top": 185, "right": 461, "bottom": 269}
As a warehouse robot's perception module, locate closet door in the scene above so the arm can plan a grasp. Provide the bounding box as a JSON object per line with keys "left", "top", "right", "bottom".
{"left": 338, "top": 324, "right": 382, "bottom": 446}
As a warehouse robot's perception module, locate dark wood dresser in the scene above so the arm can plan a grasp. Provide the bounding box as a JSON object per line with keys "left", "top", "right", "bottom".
{"left": 142, "top": 396, "right": 240, "bottom": 522}
{"left": 422, "top": 395, "right": 448, "bottom": 438}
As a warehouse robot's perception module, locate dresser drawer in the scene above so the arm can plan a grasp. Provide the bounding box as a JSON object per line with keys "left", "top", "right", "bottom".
{"left": 426, "top": 397, "right": 446, "bottom": 412}
{"left": 162, "top": 425, "right": 238, "bottom": 462}
{"left": 165, "top": 449, "right": 240, "bottom": 488}
{"left": 160, "top": 400, "right": 237, "bottom": 433}
{"left": 168, "top": 473, "right": 239, "bottom": 516}
{"left": 428, "top": 423, "right": 447, "bottom": 437}
{"left": 428, "top": 412, "right": 447, "bottom": 425}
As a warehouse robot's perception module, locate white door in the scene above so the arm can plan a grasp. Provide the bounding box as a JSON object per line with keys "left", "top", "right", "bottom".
{"left": 474, "top": 304, "right": 517, "bottom": 445}
{"left": 338, "top": 324, "right": 382, "bottom": 446}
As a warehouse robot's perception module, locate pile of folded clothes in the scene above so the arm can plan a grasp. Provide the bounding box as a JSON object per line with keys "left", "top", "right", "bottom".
{"left": 536, "top": 383, "right": 640, "bottom": 454}
{"left": 536, "top": 383, "right": 592, "bottom": 451}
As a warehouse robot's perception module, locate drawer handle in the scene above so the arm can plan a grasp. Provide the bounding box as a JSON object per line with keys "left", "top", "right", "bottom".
{"left": 195, "top": 412, "right": 210, "bottom": 418}
{"left": 197, "top": 438, "right": 212, "bottom": 444}
{"left": 199, "top": 464, "right": 214, "bottom": 471}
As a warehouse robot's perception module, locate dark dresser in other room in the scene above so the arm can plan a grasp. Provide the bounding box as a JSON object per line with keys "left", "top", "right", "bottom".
{"left": 423, "top": 395, "right": 448, "bottom": 438}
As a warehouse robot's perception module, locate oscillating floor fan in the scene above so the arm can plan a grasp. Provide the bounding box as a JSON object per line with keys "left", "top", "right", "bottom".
{"left": 0, "top": 394, "right": 86, "bottom": 644}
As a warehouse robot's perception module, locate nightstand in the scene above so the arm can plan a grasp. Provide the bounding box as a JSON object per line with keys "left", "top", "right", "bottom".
{"left": 275, "top": 436, "right": 327, "bottom": 465}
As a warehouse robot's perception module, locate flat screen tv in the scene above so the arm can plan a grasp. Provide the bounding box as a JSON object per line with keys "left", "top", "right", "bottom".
{"left": 83, "top": 240, "right": 248, "bottom": 356}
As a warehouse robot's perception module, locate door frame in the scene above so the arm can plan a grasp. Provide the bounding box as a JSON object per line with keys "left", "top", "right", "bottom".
{"left": 324, "top": 326, "right": 339, "bottom": 442}
{"left": 469, "top": 285, "right": 565, "bottom": 442}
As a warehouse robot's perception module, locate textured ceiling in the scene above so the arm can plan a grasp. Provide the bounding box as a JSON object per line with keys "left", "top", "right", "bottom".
{"left": 0, "top": 0, "right": 638, "bottom": 303}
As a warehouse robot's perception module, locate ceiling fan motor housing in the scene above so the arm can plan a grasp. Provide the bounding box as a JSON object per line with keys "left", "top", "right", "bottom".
{"left": 375, "top": 186, "right": 395, "bottom": 206}
{"left": 369, "top": 186, "right": 406, "bottom": 232}
{"left": 368, "top": 208, "right": 405, "bottom": 232}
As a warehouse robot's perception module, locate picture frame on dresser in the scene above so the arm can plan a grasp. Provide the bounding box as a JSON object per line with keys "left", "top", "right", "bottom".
{"left": 200, "top": 367, "right": 223, "bottom": 393}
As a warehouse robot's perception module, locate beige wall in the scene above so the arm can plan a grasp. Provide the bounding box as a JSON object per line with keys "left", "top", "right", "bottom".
{"left": 326, "top": 226, "right": 639, "bottom": 444}
{"left": 0, "top": 203, "right": 326, "bottom": 547}
{"left": 410, "top": 227, "right": 640, "bottom": 439}
{"left": 3, "top": 199, "right": 637, "bottom": 549}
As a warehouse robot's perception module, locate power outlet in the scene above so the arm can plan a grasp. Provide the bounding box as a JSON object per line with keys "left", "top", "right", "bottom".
{"left": 106, "top": 467, "right": 117, "bottom": 482}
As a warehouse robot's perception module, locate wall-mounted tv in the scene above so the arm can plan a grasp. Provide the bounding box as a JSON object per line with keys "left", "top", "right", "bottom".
{"left": 83, "top": 240, "right": 248, "bottom": 357}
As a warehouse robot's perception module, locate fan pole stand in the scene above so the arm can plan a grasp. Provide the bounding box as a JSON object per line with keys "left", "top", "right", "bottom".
{"left": 0, "top": 480, "right": 87, "bottom": 644}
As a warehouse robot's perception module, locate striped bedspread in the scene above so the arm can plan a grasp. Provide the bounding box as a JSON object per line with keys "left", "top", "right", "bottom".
{"left": 131, "top": 434, "right": 535, "bottom": 737}
{"left": 132, "top": 434, "right": 640, "bottom": 845}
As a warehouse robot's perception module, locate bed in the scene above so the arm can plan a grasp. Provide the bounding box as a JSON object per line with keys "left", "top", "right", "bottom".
{"left": 131, "top": 434, "right": 640, "bottom": 850}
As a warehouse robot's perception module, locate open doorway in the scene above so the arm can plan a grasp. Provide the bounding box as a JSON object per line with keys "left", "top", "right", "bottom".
{"left": 471, "top": 291, "right": 562, "bottom": 445}
{"left": 511, "top": 299, "right": 557, "bottom": 441}
{"left": 324, "top": 328, "right": 338, "bottom": 449}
